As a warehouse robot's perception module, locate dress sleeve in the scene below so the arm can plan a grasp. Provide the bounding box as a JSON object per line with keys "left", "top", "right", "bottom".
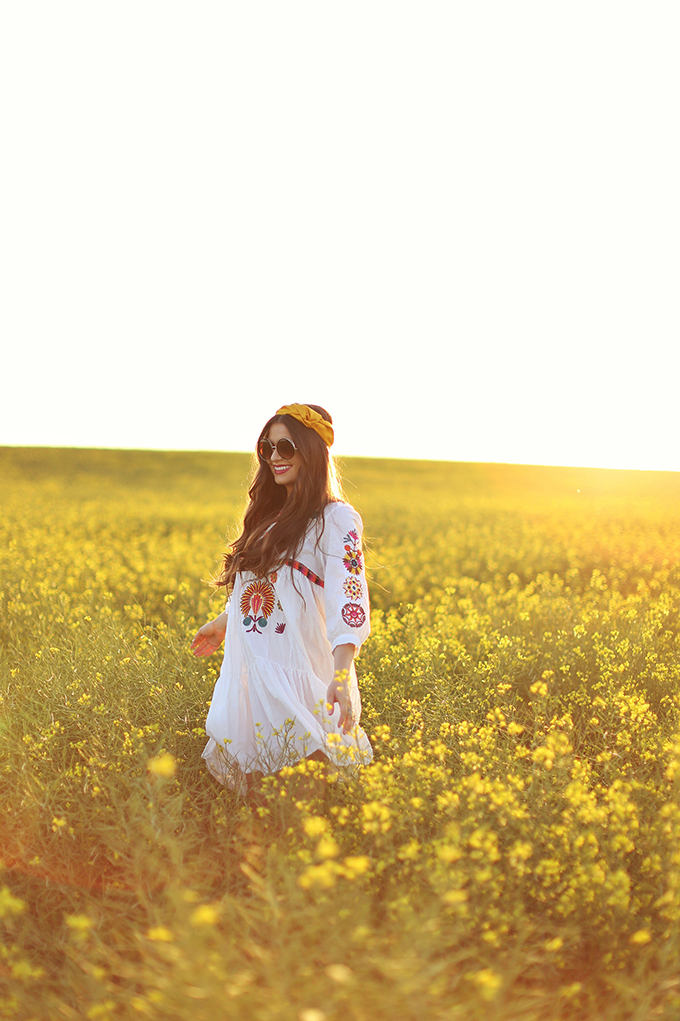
{"left": 320, "top": 503, "right": 371, "bottom": 652}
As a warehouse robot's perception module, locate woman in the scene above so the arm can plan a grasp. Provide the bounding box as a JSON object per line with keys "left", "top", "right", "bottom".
{"left": 191, "top": 403, "right": 373, "bottom": 793}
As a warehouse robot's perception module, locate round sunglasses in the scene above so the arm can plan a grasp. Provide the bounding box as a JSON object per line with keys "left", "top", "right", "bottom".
{"left": 258, "top": 437, "right": 298, "bottom": 461}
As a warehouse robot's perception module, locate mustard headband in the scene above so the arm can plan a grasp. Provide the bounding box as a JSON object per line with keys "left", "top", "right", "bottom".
{"left": 276, "top": 404, "right": 334, "bottom": 446}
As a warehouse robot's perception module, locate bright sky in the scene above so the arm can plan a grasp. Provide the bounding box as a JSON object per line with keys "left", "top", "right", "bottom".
{"left": 1, "top": 2, "right": 678, "bottom": 470}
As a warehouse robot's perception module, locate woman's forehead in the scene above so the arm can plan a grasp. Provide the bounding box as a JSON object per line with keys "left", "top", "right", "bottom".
{"left": 267, "top": 421, "right": 293, "bottom": 442}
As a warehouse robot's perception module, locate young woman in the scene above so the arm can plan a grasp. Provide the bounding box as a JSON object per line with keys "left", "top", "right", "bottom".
{"left": 191, "top": 403, "right": 373, "bottom": 793}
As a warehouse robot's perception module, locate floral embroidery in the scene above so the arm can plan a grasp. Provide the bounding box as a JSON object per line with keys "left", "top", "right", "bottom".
{"left": 343, "top": 576, "right": 363, "bottom": 601}
{"left": 342, "top": 530, "right": 363, "bottom": 575}
{"left": 341, "top": 603, "right": 366, "bottom": 628}
{"left": 240, "top": 579, "right": 275, "bottom": 634}
{"left": 275, "top": 622, "right": 286, "bottom": 634}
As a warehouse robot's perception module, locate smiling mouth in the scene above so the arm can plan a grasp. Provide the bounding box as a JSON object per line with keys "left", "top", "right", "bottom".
{"left": 273, "top": 464, "right": 292, "bottom": 475}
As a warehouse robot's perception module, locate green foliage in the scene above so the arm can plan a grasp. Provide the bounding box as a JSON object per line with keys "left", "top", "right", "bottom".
{"left": 2, "top": 446, "right": 680, "bottom": 1019}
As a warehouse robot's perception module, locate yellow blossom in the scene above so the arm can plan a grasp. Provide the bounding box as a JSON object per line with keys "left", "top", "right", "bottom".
{"left": 342, "top": 856, "right": 371, "bottom": 876}
{"left": 442, "top": 889, "right": 468, "bottom": 905}
{"left": 316, "top": 837, "right": 340, "bottom": 860}
{"left": 147, "top": 752, "right": 177, "bottom": 777}
{"left": 190, "top": 904, "right": 220, "bottom": 927}
{"left": 303, "top": 816, "right": 328, "bottom": 838}
{"left": 325, "top": 963, "right": 353, "bottom": 983}
{"left": 467, "top": 968, "right": 502, "bottom": 1000}
{"left": 65, "top": 914, "right": 92, "bottom": 931}
{"left": 0, "top": 888, "right": 25, "bottom": 920}
{"left": 298, "top": 862, "right": 338, "bottom": 889}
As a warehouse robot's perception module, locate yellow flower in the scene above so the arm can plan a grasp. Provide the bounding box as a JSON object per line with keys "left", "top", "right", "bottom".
{"left": 65, "top": 914, "right": 92, "bottom": 931}
{"left": 147, "top": 752, "right": 176, "bottom": 777}
{"left": 442, "top": 889, "right": 468, "bottom": 905}
{"left": 190, "top": 904, "right": 220, "bottom": 927}
{"left": 361, "top": 801, "right": 392, "bottom": 833}
{"left": 0, "top": 888, "right": 26, "bottom": 918}
{"left": 298, "top": 862, "right": 338, "bottom": 889}
{"left": 397, "top": 840, "right": 421, "bottom": 861}
{"left": 316, "top": 837, "right": 340, "bottom": 860}
{"left": 342, "top": 856, "right": 371, "bottom": 876}
{"left": 467, "top": 968, "right": 502, "bottom": 1000}
{"left": 303, "top": 816, "right": 328, "bottom": 838}
{"left": 325, "top": 964, "right": 353, "bottom": 984}
{"left": 436, "top": 844, "right": 462, "bottom": 863}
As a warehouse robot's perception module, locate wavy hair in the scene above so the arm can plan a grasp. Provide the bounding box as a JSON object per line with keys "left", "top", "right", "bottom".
{"left": 218, "top": 405, "right": 345, "bottom": 589}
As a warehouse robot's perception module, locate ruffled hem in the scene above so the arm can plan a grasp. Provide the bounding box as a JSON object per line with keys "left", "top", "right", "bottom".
{"left": 203, "top": 657, "right": 373, "bottom": 791}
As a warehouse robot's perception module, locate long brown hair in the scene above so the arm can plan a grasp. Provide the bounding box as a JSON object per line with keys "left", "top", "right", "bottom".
{"left": 218, "top": 405, "right": 345, "bottom": 589}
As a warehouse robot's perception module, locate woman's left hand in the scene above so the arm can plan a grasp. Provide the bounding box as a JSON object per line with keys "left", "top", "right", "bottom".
{"left": 190, "top": 612, "right": 227, "bottom": 657}
{"left": 327, "top": 644, "right": 356, "bottom": 734}
{"left": 326, "top": 672, "right": 354, "bottom": 734}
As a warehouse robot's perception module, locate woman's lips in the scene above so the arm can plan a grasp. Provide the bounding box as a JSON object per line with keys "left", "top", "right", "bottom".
{"left": 273, "top": 464, "right": 291, "bottom": 475}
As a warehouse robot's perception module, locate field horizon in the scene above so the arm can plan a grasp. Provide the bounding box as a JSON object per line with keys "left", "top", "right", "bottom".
{"left": 5, "top": 440, "right": 680, "bottom": 475}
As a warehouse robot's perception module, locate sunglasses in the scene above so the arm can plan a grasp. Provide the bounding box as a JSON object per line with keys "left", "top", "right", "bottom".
{"left": 258, "top": 437, "right": 298, "bottom": 461}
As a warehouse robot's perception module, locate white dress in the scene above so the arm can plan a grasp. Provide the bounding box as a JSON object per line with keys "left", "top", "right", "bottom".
{"left": 203, "top": 501, "right": 373, "bottom": 790}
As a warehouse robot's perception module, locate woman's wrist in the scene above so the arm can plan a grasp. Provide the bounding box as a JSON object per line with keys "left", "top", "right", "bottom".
{"left": 332, "top": 643, "right": 355, "bottom": 678}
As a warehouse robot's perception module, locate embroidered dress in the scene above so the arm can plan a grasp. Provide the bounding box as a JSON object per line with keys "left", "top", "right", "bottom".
{"left": 203, "top": 501, "right": 373, "bottom": 789}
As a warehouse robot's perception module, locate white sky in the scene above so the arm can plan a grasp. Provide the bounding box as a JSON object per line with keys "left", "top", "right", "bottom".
{"left": 1, "top": 1, "right": 678, "bottom": 470}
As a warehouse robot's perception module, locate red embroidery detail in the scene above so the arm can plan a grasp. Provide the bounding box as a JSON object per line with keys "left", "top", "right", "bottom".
{"left": 241, "top": 580, "right": 276, "bottom": 633}
{"left": 342, "top": 546, "right": 363, "bottom": 575}
{"left": 343, "top": 576, "right": 363, "bottom": 600}
{"left": 341, "top": 603, "right": 366, "bottom": 628}
{"left": 342, "top": 530, "right": 363, "bottom": 575}
{"left": 275, "top": 622, "right": 286, "bottom": 634}
{"left": 285, "top": 559, "right": 324, "bottom": 588}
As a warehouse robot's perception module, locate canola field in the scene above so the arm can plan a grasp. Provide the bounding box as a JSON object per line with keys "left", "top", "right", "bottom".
{"left": 2, "top": 446, "right": 680, "bottom": 1021}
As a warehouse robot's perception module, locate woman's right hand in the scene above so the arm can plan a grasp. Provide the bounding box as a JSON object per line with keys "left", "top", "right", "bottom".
{"left": 190, "top": 612, "right": 228, "bottom": 657}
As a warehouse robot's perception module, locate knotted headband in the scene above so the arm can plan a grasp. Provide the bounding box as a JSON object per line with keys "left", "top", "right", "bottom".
{"left": 276, "top": 404, "right": 334, "bottom": 446}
